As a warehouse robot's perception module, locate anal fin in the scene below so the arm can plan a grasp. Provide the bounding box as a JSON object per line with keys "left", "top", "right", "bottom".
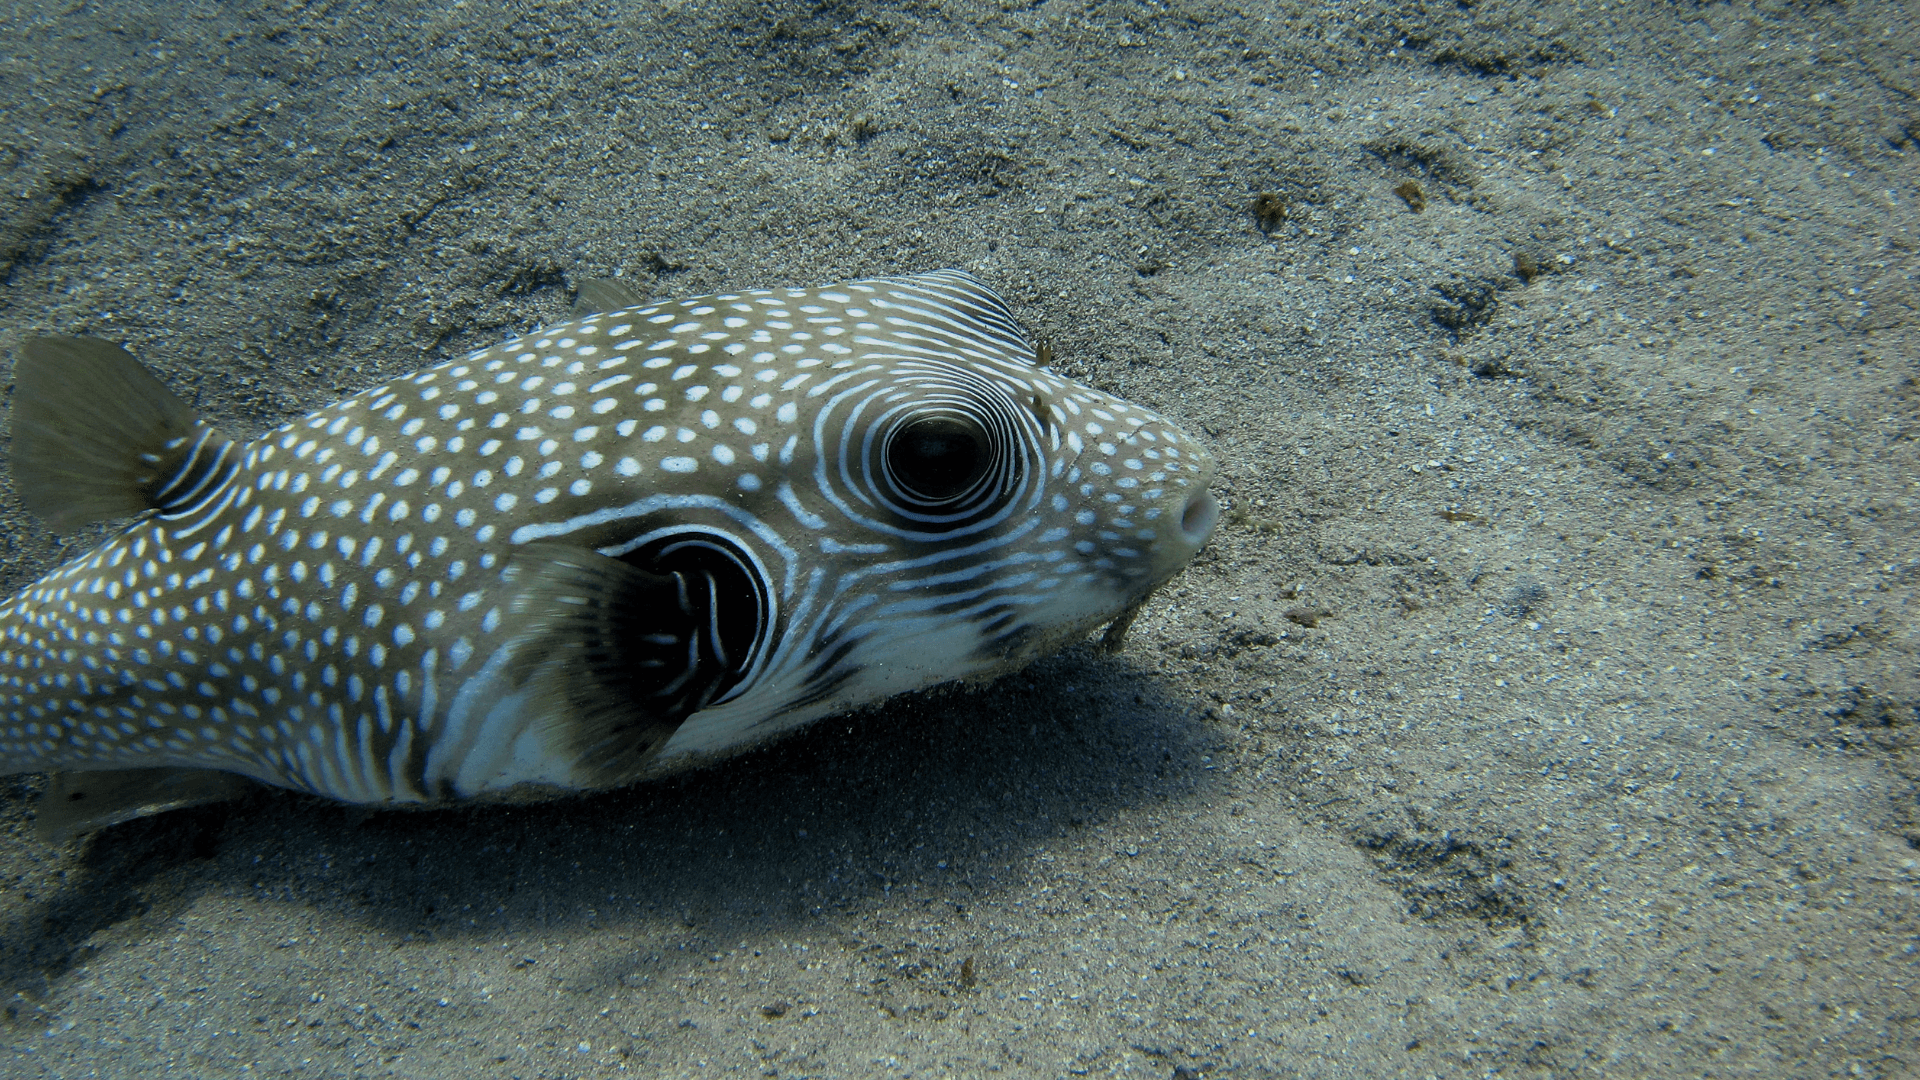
{"left": 13, "top": 336, "right": 236, "bottom": 531}
{"left": 34, "top": 768, "right": 258, "bottom": 843}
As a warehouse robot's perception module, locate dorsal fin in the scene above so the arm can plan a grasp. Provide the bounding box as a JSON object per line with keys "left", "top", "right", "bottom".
{"left": 12, "top": 336, "right": 238, "bottom": 531}
{"left": 873, "top": 270, "right": 1037, "bottom": 364}
{"left": 34, "top": 767, "right": 257, "bottom": 843}
{"left": 571, "top": 278, "right": 647, "bottom": 317}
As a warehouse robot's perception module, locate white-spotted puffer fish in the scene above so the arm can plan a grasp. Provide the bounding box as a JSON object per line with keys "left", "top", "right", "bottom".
{"left": 0, "top": 270, "right": 1218, "bottom": 838}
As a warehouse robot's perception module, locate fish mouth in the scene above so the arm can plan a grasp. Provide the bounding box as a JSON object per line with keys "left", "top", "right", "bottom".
{"left": 1103, "top": 488, "right": 1218, "bottom": 655}
{"left": 1178, "top": 489, "right": 1221, "bottom": 548}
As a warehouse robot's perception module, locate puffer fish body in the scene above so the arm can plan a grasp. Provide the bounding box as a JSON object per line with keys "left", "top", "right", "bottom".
{"left": 0, "top": 270, "right": 1217, "bottom": 831}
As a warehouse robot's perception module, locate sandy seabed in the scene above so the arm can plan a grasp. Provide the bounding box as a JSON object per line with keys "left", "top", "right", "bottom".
{"left": 0, "top": 1, "right": 1916, "bottom": 1077}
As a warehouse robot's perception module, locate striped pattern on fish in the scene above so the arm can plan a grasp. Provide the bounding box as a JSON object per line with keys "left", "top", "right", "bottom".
{"left": 0, "top": 270, "right": 1218, "bottom": 819}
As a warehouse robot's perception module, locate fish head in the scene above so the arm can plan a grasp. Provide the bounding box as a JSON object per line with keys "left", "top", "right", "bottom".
{"left": 510, "top": 271, "right": 1219, "bottom": 756}
{"left": 784, "top": 347, "right": 1222, "bottom": 671}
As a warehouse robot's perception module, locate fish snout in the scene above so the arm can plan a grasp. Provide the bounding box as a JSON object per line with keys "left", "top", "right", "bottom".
{"left": 1178, "top": 487, "right": 1221, "bottom": 548}
{"left": 1140, "top": 432, "right": 1219, "bottom": 584}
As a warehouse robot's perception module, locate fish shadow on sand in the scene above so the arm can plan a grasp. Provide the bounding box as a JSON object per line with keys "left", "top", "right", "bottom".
{"left": 0, "top": 779, "right": 234, "bottom": 1018}
{"left": 0, "top": 645, "right": 1226, "bottom": 1009}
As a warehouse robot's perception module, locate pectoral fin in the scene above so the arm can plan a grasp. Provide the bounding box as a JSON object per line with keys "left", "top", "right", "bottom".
{"left": 505, "top": 542, "right": 739, "bottom": 787}
{"left": 34, "top": 767, "right": 258, "bottom": 843}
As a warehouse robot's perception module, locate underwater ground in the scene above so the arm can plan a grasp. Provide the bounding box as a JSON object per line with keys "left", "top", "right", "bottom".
{"left": 0, "top": 0, "right": 1916, "bottom": 1076}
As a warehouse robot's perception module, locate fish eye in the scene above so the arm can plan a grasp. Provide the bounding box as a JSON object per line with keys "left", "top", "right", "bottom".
{"left": 887, "top": 414, "right": 991, "bottom": 503}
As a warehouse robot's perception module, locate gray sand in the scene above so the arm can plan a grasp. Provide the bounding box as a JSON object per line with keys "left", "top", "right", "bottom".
{"left": 2, "top": 1, "right": 1916, "bottom": 1076}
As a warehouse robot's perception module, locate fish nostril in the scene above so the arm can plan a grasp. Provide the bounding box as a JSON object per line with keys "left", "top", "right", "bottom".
{"left": 1180, "top": 491, "right": 1221, "bottom": 543}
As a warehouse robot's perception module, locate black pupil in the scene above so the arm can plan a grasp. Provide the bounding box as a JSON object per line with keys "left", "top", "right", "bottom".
{"left": 890, "top": 416, "right": 988, "bottom": 501}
